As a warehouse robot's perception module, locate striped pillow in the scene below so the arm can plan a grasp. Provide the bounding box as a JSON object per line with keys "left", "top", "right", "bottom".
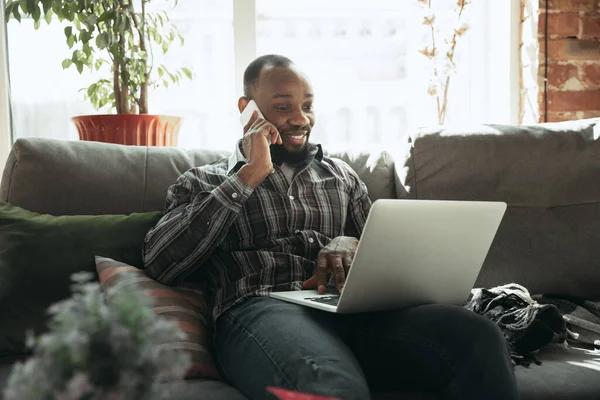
{"left": 95, "top": 256, "right": 221, "bottom": 380}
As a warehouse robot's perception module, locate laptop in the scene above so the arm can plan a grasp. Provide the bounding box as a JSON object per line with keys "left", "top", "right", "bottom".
{"left": 269, "top": 199, "right": 507, "bottom": 313}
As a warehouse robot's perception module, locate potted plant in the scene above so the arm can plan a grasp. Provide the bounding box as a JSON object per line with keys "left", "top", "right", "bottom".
{"left": 5, "top": 0, "right": 192, "bottom": 146}
{"left": 2, "top": 272, "right": 190, "bottom": 399}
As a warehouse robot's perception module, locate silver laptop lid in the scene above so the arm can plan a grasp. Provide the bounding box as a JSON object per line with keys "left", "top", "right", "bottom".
{"left": 337, "top": 199, "right": 507, "bottom": 313}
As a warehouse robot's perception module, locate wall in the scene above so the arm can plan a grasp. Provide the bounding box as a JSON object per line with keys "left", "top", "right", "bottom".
{"left": 538, "top": 0, "right": 600, "bottom": 122}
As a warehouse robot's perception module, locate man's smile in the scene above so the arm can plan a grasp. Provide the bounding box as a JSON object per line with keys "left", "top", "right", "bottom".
{"left": 282, "top": 131, "right": 308, "bottom": 145}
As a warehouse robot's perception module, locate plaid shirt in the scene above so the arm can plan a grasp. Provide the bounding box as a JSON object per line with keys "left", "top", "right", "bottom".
{"left": 143, "top": 142, "right": 372, "bottom": 321}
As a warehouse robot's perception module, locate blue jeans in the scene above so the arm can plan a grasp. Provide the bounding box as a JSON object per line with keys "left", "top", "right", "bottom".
{"left": 214, "top": 297, "right": 519, "bottom": 400}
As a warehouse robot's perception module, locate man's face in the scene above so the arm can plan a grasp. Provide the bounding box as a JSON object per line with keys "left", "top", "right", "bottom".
{"left": 245, "top": 65, "right": 315, "bottom": 163}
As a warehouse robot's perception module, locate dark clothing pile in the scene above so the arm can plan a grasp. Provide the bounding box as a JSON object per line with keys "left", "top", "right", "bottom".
{"left": 464, "top": 283, "right": 600, "bottom": 366}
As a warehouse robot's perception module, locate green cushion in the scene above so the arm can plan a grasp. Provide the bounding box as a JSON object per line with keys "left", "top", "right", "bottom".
{"left": 0, "top": 201, "right": 163, "bottom": 356}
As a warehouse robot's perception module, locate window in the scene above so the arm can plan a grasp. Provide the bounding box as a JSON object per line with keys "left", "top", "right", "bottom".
{"left": 4, "top": 0, "right": 236, "bottom": 150}
{"left": 0, "top": 0, "right": 520, "bottom": 169}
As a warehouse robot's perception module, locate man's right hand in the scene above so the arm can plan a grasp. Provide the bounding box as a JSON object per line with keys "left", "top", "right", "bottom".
{"left": 237, "top": 111, "right": 282, "bottom": 188}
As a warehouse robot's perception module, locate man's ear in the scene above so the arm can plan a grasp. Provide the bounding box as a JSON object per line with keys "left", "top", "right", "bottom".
{"left": 238, "top": 97, "right": 250, "bottom": 113}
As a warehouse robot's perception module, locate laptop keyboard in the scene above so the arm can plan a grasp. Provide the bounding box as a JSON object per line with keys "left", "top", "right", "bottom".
{"left": 304, "top": 295, "right": 340, "bottom": 306}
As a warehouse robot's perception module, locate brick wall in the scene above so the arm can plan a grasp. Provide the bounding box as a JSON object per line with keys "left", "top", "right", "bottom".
{"left": 538, "top": 0, "right": 600, "bottom": 122}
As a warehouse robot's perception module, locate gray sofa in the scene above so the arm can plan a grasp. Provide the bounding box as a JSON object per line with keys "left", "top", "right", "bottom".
{"left": 1, "top": 118, "right": 599, "bottom": 399}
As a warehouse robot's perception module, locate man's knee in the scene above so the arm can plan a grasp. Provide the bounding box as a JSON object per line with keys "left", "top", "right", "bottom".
{"left": 439, "top": 306, "right": 509, "bottom": 357}
{"left": 291, "top": 355, "right": 371, "bottom": 400}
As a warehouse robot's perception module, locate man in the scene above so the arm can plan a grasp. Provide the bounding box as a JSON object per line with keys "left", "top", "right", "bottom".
{"left": 143, "top": 54, "right": 519, "bottom": 400}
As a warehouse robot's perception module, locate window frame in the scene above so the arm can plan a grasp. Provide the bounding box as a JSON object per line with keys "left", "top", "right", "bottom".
{"left": 0, "top": 1, "right": 12, "bottom": 176}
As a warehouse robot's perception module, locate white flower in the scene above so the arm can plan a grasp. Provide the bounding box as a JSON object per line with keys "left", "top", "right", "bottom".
{"left": 439, "top": 59, "right": 457, "bottom": 77}
{"left": 419, "top": 46, "right": 436, "bottom": 59}
{"left": 422, "top": 10, "right": 436, "bottom": 26}
{"left": 455, "top": 20, "right": 470, "bottom": 36}
{"left": 457, "top": 0, "right": 470, "bottom": 9}
{"left": 427, "top": 81, "right": 438, "bottom": 96}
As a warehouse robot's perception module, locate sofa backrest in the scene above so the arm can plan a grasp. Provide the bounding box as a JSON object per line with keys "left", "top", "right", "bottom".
{"left": 3, "top": 118, "right": 599, "bottom": 300}
{"left": 402, "top": 118, "right": 600, "bottom": 299}
{"left": 0, "top": 138, "right": 398, "bottom": 216}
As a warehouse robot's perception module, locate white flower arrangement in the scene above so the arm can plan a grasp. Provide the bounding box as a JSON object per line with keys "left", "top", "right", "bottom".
{"left": 3, "top": 272, "right": 191, "bottom": 400}
{"left": 418, "top": 0, "right": 472, "bottom": 125}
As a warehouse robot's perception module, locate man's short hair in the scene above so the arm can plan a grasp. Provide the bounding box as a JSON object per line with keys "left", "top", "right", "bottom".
{"left": 243, "top": 54, "right": 294, "bottom": 98}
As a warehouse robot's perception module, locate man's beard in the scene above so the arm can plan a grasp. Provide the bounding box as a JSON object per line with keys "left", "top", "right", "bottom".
{"left": 270, "top": 139, "right": 310, "bottom": 166}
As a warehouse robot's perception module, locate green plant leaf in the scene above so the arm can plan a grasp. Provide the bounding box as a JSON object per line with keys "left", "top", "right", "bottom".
{"left": 41, "top": 0, "right": 52, "bottom": 14}
{"left": 82, "top": 44, "right": 93, "bottom": 64}
{"left": 87, "top": 83, "right": 97, "bottom": 97}
{"left": 76, "top": 62, "right": 83, "bottom": 74}
{"left": 98, "top": 10, "right": 116, "bottom": 23}
{"left": 31, "top": 3, "right": 41, "bottom": 21}
{"left": 162, "top": 40, "right": 169, "bottom": 54}
{"left": 127, "top": 34, "right": 135, "bottom": 49}
{"left": 67, "top": 33, "right": 76, "bottom": 49}
{"left": 44, "top": 8, "right": 53, "bottom": 24}
{"left": 152, "top": 30, "right": 161, "bottom": 44}
{"left": 114, "top": 13, "right": 125, "bottom": 33}
{"left": 33, "top": 18, "right": 41, "bottom": 30}
{"left": 96, "top": 32, "right": 109, "bottom": 49}
{"left": 181, "top": 67, "right": 192, "bottom": 80}
{"left": 85, "top": 14, "right": 97, "bottom": 28}
{"left": 64, "top": 26, "right": 72, "bottom": 40}
{"left": 27, "top": 0, "right": 39, "bottom": 15}
{"left": 12, "top": 4, "right": 21, "bottom": 23}
{"left": 65, "top": 5, "right": 74, "bottom": 21}
{"left": 62, "top": 59, "right": 73, "bottom": 69}
{"left": 80, "top": 29, "right": 93, "bottom": 44}
{"left": 4, "top": 2, "right": 13, "bottom": 23}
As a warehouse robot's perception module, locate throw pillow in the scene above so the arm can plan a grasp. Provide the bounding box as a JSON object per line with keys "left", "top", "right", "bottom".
{"left": 0, "top": 201, "right": 163, "bottom": 356}
{"left": 95, "top": 256, "right": 220, "bottom": 380}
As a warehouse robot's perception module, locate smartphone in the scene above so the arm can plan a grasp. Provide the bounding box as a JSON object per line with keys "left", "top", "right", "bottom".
{"left": 239, "top": 100, "right": 265, "bottom": 126}
{"left": 240, "top": 100, "right": 271, "bottom": 143}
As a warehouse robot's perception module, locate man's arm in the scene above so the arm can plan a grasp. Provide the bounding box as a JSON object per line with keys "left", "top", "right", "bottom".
{"left": 303, "top": 161, "right": 372, "bottom": 293}
{"left": 142, "top": 169, "right": 255, "bottom": 284}
{"left": 143, "top": 112, "right": 281, "bottom": 284}
{"left": 344, "top": 168, "right": 372, "bottom": 239}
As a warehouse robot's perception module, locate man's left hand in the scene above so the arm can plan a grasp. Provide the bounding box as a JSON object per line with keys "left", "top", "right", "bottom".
{"left": 302, "top": 236, "right": 359, "bottom": 294}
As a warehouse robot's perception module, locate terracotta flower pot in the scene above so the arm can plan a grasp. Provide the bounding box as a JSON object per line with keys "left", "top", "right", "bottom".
{"left": 72, "top": 114, "right": 182, "bottom": 146}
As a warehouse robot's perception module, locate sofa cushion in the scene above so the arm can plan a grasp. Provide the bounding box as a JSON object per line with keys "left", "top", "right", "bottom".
{"left": 3, "top": 345, "right": 599, "bottom": 399}
{"left": 515, "top": 344, "right": 600, "bottom": 400}
{"left": 96, "top": 256, "right": 220, "bottom": 380}
{"left": 403, "top": 118, "right": 600, "bottom": 300}
{"left": 0, "top": 139, "right": 398, "bottom": 216}
{"left": 0, "top": 358, "right": 248, "bottom": 400}
{"left": 0, "top": 202, "right": 162, "bottom": 355}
